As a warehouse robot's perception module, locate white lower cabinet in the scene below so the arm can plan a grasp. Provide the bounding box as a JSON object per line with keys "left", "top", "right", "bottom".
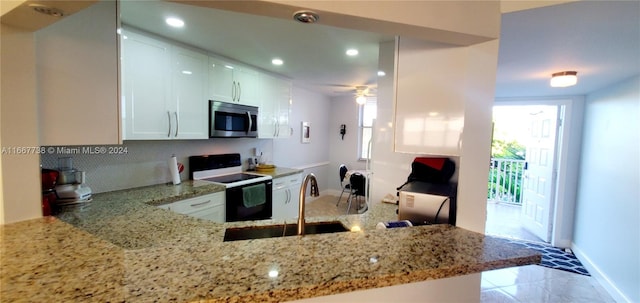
{"left": 272, "top": 173, "right": 302, "bottom": 220}
{"left": 158, "top": 192, "right": 225, "bottom": 223}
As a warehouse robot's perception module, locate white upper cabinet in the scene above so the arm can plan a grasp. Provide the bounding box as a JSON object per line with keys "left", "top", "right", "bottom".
{"left": 121, "top": 29, "right": 208, "bottom": 140}
{"left": 122, "top": 30, "right": 172, "bottom": 140}
{"left": 208, "top": 56, "right": 259, "bottom": 107}
{"left": 171, "top": 46, "right": 208, "bottom": 139}
{"left": 393, "top": 37, "right": 466, "bottom": 156}
{"left": 258, "top": 74, "right": 292, "bottom": 139}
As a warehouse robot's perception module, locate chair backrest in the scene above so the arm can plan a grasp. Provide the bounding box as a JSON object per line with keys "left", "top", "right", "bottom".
{"left": 349, "top": 173, "right": 366, "bottom": 196}
{"left": 339, "top": 164, "right": 348, "bottom": 183}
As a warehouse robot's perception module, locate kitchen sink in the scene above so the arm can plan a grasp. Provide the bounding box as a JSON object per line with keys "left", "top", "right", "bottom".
{"left": 223, "top": 221, "right": 349, "bottom": 242}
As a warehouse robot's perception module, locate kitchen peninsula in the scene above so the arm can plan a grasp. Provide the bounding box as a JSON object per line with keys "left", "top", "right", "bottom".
{"left": 1, "top": 175, "right": 540, "bottom": 302}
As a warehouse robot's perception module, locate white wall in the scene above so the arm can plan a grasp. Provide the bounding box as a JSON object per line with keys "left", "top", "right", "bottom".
{"left": 327, "top": 95, "right": 366, "bottom": 192}
{"left": 272, "top": 86, "right": 332, "bottom": 192}
{"left": 572, "top": 76, "right": 639, "bottom": 303}
{"left": 0, "top": 24, "right": 42, "bottom": 224}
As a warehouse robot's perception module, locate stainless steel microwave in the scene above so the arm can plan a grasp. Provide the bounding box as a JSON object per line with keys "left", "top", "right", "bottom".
{"left": 209, "top": 100, "right": 258, "bottom": 138}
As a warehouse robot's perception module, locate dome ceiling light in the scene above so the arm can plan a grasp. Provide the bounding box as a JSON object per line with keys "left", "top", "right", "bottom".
{"left": 550, "top": 71, "right": 578, "bottom": 88}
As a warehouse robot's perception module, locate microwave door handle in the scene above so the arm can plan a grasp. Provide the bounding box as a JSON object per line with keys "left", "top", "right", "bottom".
{"left": 246, "top": 111, "right": 252, "bottom": 134}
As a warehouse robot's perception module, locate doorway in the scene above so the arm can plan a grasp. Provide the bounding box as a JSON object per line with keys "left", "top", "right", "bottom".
{"left": 486, "top": 104, "right": 562, "bottom": 243}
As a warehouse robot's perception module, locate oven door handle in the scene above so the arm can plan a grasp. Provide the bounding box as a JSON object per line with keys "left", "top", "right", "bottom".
{"left": 190, "top": 200, "right": 212, "bottom": 207}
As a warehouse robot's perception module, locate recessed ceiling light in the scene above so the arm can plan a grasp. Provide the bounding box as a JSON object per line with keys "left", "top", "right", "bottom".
{"left": 272, "top": 58, "right": 284, "bottom": 66}
{"left": 346, "top": 49, "right": 359, "bottom": 56}
{"left": 224, "top": 65, "right": 234, "bottom": 70}
{"left": 181, "top": 70, "right": 192, "bottom": 75}
{"left": 377, "top": 70, "right": 386, "bottom": 77}
{"left": 293, "top": 11, "right": 319, "bottom": 24}
{"left": 165, "top": 17, "right": 184, "bottom": 28}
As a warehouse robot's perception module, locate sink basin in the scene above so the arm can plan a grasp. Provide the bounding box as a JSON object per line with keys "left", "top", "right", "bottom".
{"left": 223, "top": 221, "right": 349, "bottom": 242}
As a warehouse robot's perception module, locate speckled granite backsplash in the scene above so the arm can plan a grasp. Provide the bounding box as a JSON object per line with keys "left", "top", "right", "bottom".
{"left": 40, "top": 139, "right": 272, "bottom": 193}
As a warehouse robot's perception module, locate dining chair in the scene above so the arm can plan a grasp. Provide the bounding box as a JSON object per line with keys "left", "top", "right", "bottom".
{"left": 346, "top": 173, "right": 366, "bottom": 214}
{"left": 336, "top": 164, "right": 355, "bottom": 207}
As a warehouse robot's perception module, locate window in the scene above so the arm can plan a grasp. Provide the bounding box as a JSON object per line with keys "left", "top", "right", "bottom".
{"left": 358, "top": 98, "right": 377, "bottom": 160}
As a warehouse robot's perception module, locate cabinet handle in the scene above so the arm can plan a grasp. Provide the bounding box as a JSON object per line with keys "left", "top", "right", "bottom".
{"left": 237, "top": 82, "right": 242, "bottom": 101}
{"left": 167, "top": 111, "right": 172, "bottom": 137}
{"left": 174, "top": 112, "right": 179, "bottom": 137}
{"left": 273, "top": 118, "right": 278, "bottom": 137}
{"left": 285, "top": 189, "right": 290, "bottom": 204}
{"left": 232, "top": 81, "right": 236, "bottom": 101}
{"left": 190, "top": 200, "right": 212, "bottom": 207}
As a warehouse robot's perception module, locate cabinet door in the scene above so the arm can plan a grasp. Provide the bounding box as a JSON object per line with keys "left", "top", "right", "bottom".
{"left": 274, "top": 79, "right": 292, "bottom": 138}
{"left": 122, "top": 30, "right": 172, "bottom": 140}
{"left": 234, "top": 67, "right": 259, "bottom": 107}
{"left": 258, "top": 74, "right": 279, "bottom": 138}
{"left": 208, "top": 56, "right": 235, "bottom": 103}
{"left": 172, "top": 46, "right": 208, "bottom": 139}
{"left": 284, "top": 174, "right": 302, "bottom": 219}
{"left": 187, "top": 203, "right": 225, "bottom": 223}
{"left": 159, "top": 192, "right": 225, "bottom": 223}
{"left": 271, "top": 177, "right": 289, "bottom": 220}
{"left": 258, "top": 74, "right": 292, "bottom": 138}
{"left": 394, "top": 37, "right": 465, "bottom": 155}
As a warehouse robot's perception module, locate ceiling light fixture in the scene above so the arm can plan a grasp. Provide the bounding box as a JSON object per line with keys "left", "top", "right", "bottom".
{"left": 346, "top": 49, "right": 359, "bottom": 56}
{"left": 271, "top": 58, "right": 284, "bottom": 66}
{"left": 356, "top": 95, "right": 367, "bottom": 105}
{"left": 29, "top": 4, "right": 64, "bottom": 17}
{"left": 550, "top": 71, "right": 578, "bottom": 87}
{"left": 293, "top": 11, "right": 319, "bottom": 24}
{"left": 165, "top": 17, "right": 185, "bottom": 28}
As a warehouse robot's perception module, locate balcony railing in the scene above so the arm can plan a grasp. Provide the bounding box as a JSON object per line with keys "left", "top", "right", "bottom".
{"left": 488, "top": 158, "right": 526, "bottom": 204}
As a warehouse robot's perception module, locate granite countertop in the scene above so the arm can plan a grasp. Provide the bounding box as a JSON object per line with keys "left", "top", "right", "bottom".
{"left": 1, "top": 168, "right": 541, "bottom": 302}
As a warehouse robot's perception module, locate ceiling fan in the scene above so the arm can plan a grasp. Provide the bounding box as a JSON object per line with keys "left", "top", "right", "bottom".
{"left": 353, "top": 85, "right": 376, "bottom": 104}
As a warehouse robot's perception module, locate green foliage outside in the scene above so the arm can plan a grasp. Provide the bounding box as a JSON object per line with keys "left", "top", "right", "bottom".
{"left": 491, "top": 139, "right": 525, "bottom": 160}
{"left": 488, "top": 140, "right": 526, "bottom": 203}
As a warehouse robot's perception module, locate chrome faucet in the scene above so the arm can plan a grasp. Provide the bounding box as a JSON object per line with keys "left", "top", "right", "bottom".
{"left": 298, "top": 173, "right": 319, "bottom": 235}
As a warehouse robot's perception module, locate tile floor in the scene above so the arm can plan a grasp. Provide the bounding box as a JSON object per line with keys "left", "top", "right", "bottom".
{"left": 485, "top": 202, "right": 542, "bottom": 242}
{"left": 306, "top": 194, "right": 365, "bottom": 217}
{"left": 481, "top": 265, "right": 615, "bottom": 302}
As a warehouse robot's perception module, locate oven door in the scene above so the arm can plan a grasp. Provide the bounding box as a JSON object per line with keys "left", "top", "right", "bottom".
{"left": 210, "top": 100, "right": 258, "bottom": 138}
{"left": 225, "top": 179, "right": 272, "bottom": 222}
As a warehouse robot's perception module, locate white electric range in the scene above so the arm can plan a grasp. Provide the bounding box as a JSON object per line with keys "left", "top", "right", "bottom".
{"left": 189, "top": 154, "right": 272, "bottom": 222}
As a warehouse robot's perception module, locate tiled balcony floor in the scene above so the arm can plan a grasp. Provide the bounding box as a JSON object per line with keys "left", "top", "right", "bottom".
{"left": 486, "top": 202, "right": 543, "bottom": 243}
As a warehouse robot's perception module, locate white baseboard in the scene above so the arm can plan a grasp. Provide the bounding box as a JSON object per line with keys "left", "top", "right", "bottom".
{"left": 571, "top": 243, "right": 631, "bottom": 302}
